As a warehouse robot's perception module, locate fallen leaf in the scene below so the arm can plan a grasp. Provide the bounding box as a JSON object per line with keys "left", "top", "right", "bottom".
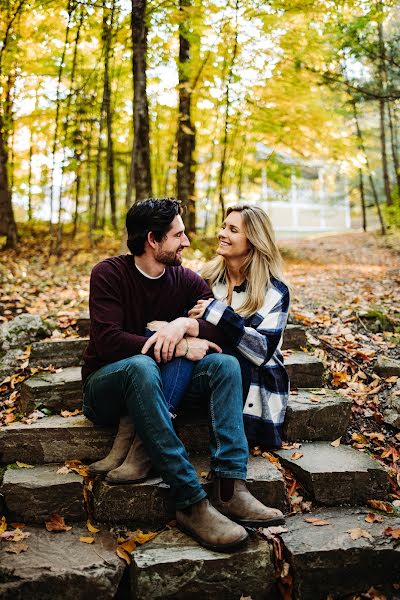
{"left": 131, "top": 530, "right": 158, "bottom": 545}
{"left": 347, "top": 527, "right": 373, "bottom": 541}
{"left": 64, "top": 460, "right": 90, "bottom": 477}
{"left": 351, "top": 432, "right": 369, "bottom": 445}
{"left": 364, "top": 513, "right": 384, "bottom": 523}
{"left": 56, "top": 466, "right": 70, "bottom": 475}
{"left": 86, "top": 520, "right": 100, "bottom": 534}
{"left": 120, "top": 538, "right": 137, "bottom": 553}
{"left": 384, "top": 527, "right": 400, "bottom": 539}
{"left": 304, "top": 517, "right": 330, "bottom": 526}
{"left": 45, "top": 513, "right": 72, "bottom": 532}
{"left": 11, "top": 529, "right": 30, "bottom": 542}
{"left": 309, "top": 395, "right": 321, "bottom": 403}
{"left": 262, "top": 452, "right": 280, "bottom": 463}
{"left": 60, "top": 409, "right": 81, "bottom": 417}
{"left": 330, "top": 437, "right": 341, "bottom": 448}
{"left": 265, "top": 525, "right": 288, "bottom": 535}
{"left": 79, "top": 536, "right": 95, "bottom": 544}
{"left": 291, "top": 452, "right": 304, "bottom": 460}
{"left": 367, "top": 500, "right": 394, "bottom": 514}
{"left": 5, "top": 542, "right": 28, "bottom": 554}
{"left": 0, "top": 516, "right": 7, "bottom": 534}
{"left": 116, "top": 545, "right": 131, "bottom": 565}
{"left": 385, "top": 376, "right": 399, "bottom": 383}
{"left": 16, "top": 461, "right": 34, "bottom": 469}
{"left": 281, "top": 442, "right": 302, "bottom": 450}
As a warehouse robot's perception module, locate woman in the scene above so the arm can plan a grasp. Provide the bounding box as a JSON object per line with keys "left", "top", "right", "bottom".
{"left": 188, "top": 204, "right": 290, "bottom": 448}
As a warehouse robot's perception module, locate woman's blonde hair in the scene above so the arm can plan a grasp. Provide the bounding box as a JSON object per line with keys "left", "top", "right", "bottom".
{"left": 201, "top": 204, "right": 285, "bottom": 317}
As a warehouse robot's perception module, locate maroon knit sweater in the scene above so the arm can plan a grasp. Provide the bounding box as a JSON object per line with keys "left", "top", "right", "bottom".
{"left": 82, "top": 255, "right": 225, "bottom": 382}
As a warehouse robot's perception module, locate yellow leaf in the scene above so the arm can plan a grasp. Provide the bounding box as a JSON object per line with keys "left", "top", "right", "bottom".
{"left": 16, "top": 462, "right": 34, "bottom": 469}
{"left": 120, "top": 538, "right": 137, "bottom": 553}
{"left": 134, "top": 531, "right": 158, "bottom": 545}
{"left": 79, "top": 536, "right": 95, "bottom": 544}
{"left": 116, "top": 545, "right": 131, "bottom": 565}
{"left": 0, "top": 516, "right": 7, "bottom": 534}
{"left": 330, "top": 437, "right": 341, "bottom": 448}
{"left": 86, "top": 520, "right": 100, "bottom": 534}
{"left": 347, "top": 527, "right": 373, "bottom": 541}
{"left": 291, "top": 452, "right": 304, "bottom": 460}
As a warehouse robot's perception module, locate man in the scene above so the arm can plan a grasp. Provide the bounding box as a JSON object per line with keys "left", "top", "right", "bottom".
{"left": 82, "top": 198, "right": 284, "bottom": 552}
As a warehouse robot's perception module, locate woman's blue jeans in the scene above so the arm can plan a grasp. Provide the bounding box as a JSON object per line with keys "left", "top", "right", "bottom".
{"left": 83, "top": 353, "right": 248, "bottom": 509}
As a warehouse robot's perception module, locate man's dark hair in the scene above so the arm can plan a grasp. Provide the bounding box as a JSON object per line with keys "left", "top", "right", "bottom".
{"left": 126, "top": 198, "right": 182, "bottom": 256}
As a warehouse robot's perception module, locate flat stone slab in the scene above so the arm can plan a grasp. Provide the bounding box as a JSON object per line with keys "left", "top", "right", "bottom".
{"left": 0, "top": 416, "right": 115, "bottom": 464}
{"left": 131, "top": 528, "right": 275, "bottom": 600}
{"left": 20, "top": 366, "right": 82, "bottom": 415}
{"left": 282, "top": 324, "right": 307, "bottom": 351}
{"left": 281, "top": 507, "right": 400, "bottom": 600}
{"left": 93, "top": 455, "right": 286, "bottom": 528}
{"left": 374, "top": 355, "right": 400, "bottom": 378}
{"left": 1, "top": 464, "right": 85, "bottom": 523}
{"left": 285, "top": 352, "right": 324, "bottom": 389}
{"left": 0, "top": 524, "right": 126, "bottom": 600}
{"left": 30, "top": 337, "right": 88, "bottom": 368}
{"left": 283, "top": 388, "right": 351, "bottom": 441}
{"left": 275, "top": 442, "right": 389, "bottom": 505}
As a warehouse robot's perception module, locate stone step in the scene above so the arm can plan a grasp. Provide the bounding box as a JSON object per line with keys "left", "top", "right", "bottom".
{"left": 285, "top": 351, "right": 324, "bottom": 389}
{"left": 30, "top": 337, "right": 88, "bottom": 368}
{"left": 1, "top": 464, "right": 86, "bottom": 523}
{"left": 0, "top": 523, "right": 126, "bottom": 600}
{"left": 177, "top": 388, "right": 351, "bottom": 452}
{"left": 0, "top": 416, "right": 115, "bottom": 464}
{"left": 275, "top": 442, "right": 389, "bottom": 505}
{"left": 20, "top": 350, "right": 324, "bottom": 416}
{"left": 92, "top": 454, "right": 286, "bottom": 528}
{"left": 131, "top": 529, "right": 275, "bottom": 600}
{"left": 281, "top": 506, "right": 400, "bottom": 600}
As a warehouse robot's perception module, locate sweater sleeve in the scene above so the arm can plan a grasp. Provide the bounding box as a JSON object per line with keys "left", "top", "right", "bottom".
{"left": 88, "top": 261, "right": 151, "bottom": 362}
{"left": 185, "top": 269, "right": 227, "bottom": 347}
{"left": 202, "top": 283, "right": 290, "bottom": 366}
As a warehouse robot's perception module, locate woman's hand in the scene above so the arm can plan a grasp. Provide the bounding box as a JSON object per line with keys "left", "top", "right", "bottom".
{"left": 188, "top": 299, "right": 213, "bottom": 320}
{"left": 175, "top": 336, "right": 221, "bottom": 361}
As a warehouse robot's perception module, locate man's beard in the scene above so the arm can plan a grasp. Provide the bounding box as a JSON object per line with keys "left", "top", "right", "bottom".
{"left": 156, "top": 249, "right": 183, "bottom": 266}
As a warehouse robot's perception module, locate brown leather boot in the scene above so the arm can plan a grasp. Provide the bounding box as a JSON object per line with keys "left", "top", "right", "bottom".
{"left": 88, "top": 416, "right": 135, "bottom": 475}
{"left": 105, "top": 432, "right": 153, "bottom": 485}
{"left": 211, "top": 478, "right": 285, "bottom": 527}
{"left": 176, "top": 498, "right": 249, "bottom": 552}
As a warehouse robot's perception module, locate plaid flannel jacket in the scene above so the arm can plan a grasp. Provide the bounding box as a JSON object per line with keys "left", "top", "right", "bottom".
{"left": 203, "top": 277, "right": 290, "bottom": 448}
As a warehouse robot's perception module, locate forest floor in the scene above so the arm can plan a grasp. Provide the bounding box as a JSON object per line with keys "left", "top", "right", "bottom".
{"left": 1, "top": 225, "right": 400, "bottom": 503}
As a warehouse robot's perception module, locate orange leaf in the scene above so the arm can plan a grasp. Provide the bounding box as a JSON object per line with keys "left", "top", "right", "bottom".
{"left": 367, "top": 500, "right": 394, "bottom": 514}
{"left": 262, "top": 452, "right": 280, "bottom": 463}
{"left": 364, "top": 513, "right": 384, "bottom": 524}
{"left": 79, "top": 536, "right": 95, "bottom": 544}
{"left": 86, "top": 520, "right": 100, "bottom": 534}
{"left": 116, "top": 545, "right": 131, "bottom": 565}
{"left": 120, "top": 538, "right": 137, "bottom": 553}
{"left": 304, "top": 517, "right": 330, "bottom": 526}
{"left": 45, "top": 513, "right": 72, "bottom": 532}
{"left": 384, "top": 527, "right": 400, "bottom": 539}
{"left": 291, "top": 452, "right": 303, "bottom": 460}
{"left": 60, "top": 409, "right": 81, "bottom": 417}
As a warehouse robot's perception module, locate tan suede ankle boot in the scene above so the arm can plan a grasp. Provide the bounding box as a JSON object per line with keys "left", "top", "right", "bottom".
{"left": 176, "top": 499, "right": 248, "bottom": 552}
{"left": 88, "top": 416, "right": 135, "bottom": 475}
{"left": 105, "top": 432, "right": 153, "bottom": 485}
{"left": 211, "top": 478, "right": 285, "bottom": 527}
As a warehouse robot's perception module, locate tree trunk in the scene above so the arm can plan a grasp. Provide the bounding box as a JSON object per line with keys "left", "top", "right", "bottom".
{"left": 387, "top": 100, "right": 400, "bottom": 195}
{"left": 377, "top": 21, "right": 392, "bottom": 206}
{"left": 177, "top": 0, "right": 196, "bottom": 233}
{"left": 127, "top": 0, "right": 152, "bottom": 205}
{"left": 353, "top": 100, "right": 385, "bottom": 235}
{"left": 104, "top": 0, "right": 117, "bottom": 229}
{"left": 216, "top": 0, "right": 239, "bottom": 219}
{"left": 358, "top": 168, "right": 367, "bottom": 232}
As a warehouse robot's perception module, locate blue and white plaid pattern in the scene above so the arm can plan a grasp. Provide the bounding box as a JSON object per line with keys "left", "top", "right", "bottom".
{"left": 203, "top": 277, "right": 290, "bottom": 448}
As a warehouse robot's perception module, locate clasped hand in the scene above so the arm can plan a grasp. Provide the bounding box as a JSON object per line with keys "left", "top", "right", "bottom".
{"left": 187, "top": 298, "right": 213, "bottom": 320}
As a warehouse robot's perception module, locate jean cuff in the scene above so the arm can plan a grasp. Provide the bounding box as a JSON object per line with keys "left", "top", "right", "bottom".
{"left": 175, "top": 488, "right": 207, "bottom": 510}
{"left": 211, "top": 469, "right": 247, "bottom": 480}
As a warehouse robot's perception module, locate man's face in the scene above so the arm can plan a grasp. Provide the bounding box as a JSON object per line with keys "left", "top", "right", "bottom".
{"left": 154, "top": 215, "right": 190, "bottom": 266}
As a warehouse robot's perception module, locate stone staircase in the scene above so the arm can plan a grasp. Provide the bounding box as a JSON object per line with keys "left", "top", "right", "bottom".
{"left": 0, "top": 319, "right": 399, "bottom": 600}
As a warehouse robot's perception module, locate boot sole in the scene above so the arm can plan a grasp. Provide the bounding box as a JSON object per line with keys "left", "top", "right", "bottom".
{"left": 229, "top": 515, "right": 286, "bottom": 528}
{"left": 176, "top": 522, "right": 249, "bottom": 553}
{"left": 105, "top": 475, "right": 150, "bottom": 485}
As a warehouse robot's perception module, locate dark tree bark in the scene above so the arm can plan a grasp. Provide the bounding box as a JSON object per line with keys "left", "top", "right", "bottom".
{"left": 0, "top": 0, "right": 25, "bottom": 248}
{"left": 358, "top": 168, "right": 367, "bottom": 232}
{"left": 177, "top": 0, "right": 196, "bottom": 233}
{"left": 126, "top": 0, "right": 152, "bottom": 205}
{"left": 353, "top": 100, "right": 385, "bottom": 235}
{"left": 377, "top": 21, "right": 392, "bottom": 206}
{"left": 216, "top": 0, "right": 239, "bottom": 219}
{"left": 387, "top": 100, "right": 400, "bottom": 195}
{"left": 103, "top": 0, "right": 117, "bottom": 229}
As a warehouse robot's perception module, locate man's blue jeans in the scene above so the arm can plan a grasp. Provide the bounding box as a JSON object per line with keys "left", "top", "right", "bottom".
{"left": 83, "top": 353, "right": 248, "bottom": 509}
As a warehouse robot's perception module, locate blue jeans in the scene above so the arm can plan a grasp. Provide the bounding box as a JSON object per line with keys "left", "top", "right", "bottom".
{"left": 83, "top": 353, "right": 248, "bottom": 509}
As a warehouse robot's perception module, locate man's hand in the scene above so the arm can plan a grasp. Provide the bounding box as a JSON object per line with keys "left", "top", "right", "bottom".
{"left": 188, "top": 299, "right": 213, "bottom": 320}
{"left": 141, "top": 317, "right": 199, "bottom": 363}
{"left": 147, "top": 320, "right": 168, "bottom": 332}
{"left": 175, "top": 336, "right": 222, "bottom": 361}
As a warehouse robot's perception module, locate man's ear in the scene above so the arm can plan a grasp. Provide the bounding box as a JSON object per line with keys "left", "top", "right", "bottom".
{"left": 147, "top": 231, "right": 157, "bottom": 249}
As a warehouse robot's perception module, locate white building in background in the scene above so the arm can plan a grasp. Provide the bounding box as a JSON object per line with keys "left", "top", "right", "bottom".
{"left": 196, "top": 143, "right": 351, "bottom": 239}
{"left": 252, "top": 143, "right": 351, "bottom": 238}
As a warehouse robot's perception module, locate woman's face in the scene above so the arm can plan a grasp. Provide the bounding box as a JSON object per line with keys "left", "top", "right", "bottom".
{"left": 217, "top": 211, "right": 251, "bottom": 261}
